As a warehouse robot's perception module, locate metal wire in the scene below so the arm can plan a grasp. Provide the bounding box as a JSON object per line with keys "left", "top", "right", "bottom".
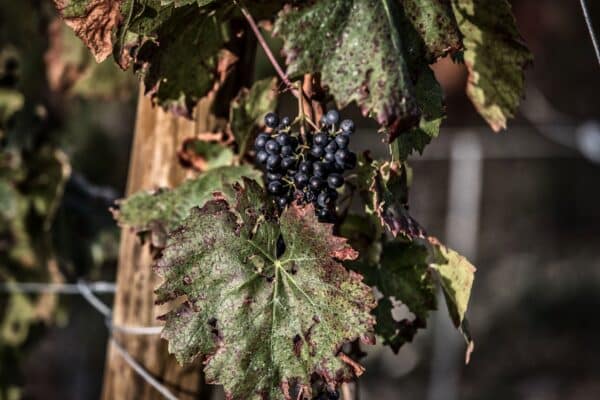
{"left": 580, "top": 0, "right": 600, "bottom": 65}
{"left": 0, "top": 280, "right": 175, "bottom": 399}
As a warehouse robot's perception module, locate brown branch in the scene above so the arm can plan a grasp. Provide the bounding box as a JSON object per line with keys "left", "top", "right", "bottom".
{"left": 237, "top": 2, "right": 298, "bottom": 97}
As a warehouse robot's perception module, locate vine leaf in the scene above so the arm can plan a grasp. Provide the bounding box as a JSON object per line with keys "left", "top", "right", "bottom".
{"left": 52, "top": 0, "right": 122, "bottom": 62}
{"left": 357, "top": 157, "right": 426, "bottom": 240}
{"left": 357, "top": 241, "right": 437, "bottom": 352}
{"left": 228, "top": 77, "right": 278, "bottom": 156}
{"left": 155, "top": 179, "right": 376, "bottom": 399}
{"left": 393, "top": 66, "right": 444, "bottom": 159}
{"left": 451, "top": 0, "right": 533, "bottom": 131}
{"left": 403, "top": 0, "right": 463, "bottom": 61}
{"left": 275, "top": 0, "right": 420, "bottom": 138}
{"left": 114, "top": 165, "right": 260, "bottom": 246}
{"left": 133, "top": 6, "right": 228, "bottom": 116}
{"left": 429, "top": 241, "right": 475, "bottom": 361}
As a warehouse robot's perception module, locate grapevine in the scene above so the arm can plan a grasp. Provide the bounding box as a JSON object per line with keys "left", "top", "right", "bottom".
{"left": 0, "top": 0, "right": 535, "bottom": 399}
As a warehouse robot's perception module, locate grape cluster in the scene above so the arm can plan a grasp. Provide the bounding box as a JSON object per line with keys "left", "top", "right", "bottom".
{"left": 254, "top": 110, "right": 356, "bottom": 221}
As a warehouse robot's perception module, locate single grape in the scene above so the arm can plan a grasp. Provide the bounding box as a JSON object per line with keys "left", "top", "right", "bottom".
{"left": 326, "top": 110, "right": 340, "bottom": 125}
{"left": 325, "top": 140, "right": 338, "bottom": 154}
{"left": 313, "top": 161, "right": 328, "bottom": 177}
{"left": 266, "top": 154, "right": 281, "bottom": 170}
{"left": 324, "top": 152, "right": 336, "bottom": 163}
{"left": 294, "top": 172, "right": 309, "bottom": 188}
{"left": 256, "top": 150, "right": 269, "bottom": 164}
{"left": 265, "top": 140, "right": 280, "bottom": 154}
{"left": 265, "top": 112, "right": 279, "bottom": 128}
{"left": 334, "top": 133, "right": 349, "bottom": 149}
{"left": 317, "top": 207, "right": 333, "bottom": 221}
{"left": 266, "top": 172, "right": 282, "bottom": 181}
{"left": 281, "top": 156, "right": 297, "bottom": 170}
{"left": 280, "top": 145, "right": 293, "bottom": 156}
{"left": 267, "top": 180, "right": 283, "bottom": 194}
{"left": 320, "top": 115, "right": 329, "bottom": 128}
{"left": 340, "top": 119, "right": 355, "bottom": 133}
{"left": 309, "top": 176, "right": 324, "bottom": 191}
{"left": 317, "top": 191, "right": 334, "bottom": 208}
{"left": 276, "top": 196, "right": 289, "bottom": 208}
{"left": 281, "top": 116, "right": 291, "bottom": 126}
{"left": 254, "top": 133, "right": 269, "bottom": 150}
{"left": 276, "top": 133, "right": 291, "bottom": 146}
{"left": 299, "top": 160, "right": 312, "bottom": 174}
{"left": 310, "top": 145, "right": 325, "bottom": 159}
{"left": 334, "top": 148, "right": 350, "bottom": 166}
{"left": 327, "top": 173, "right": 344, "bottom": 188}
{"left": 313, "top": 132, "right": 329, "bottom": 146}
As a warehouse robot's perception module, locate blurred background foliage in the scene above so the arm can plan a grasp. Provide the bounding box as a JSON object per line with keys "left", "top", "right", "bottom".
{"left": 0, "top": 0, "right": 599, "bottom": 399}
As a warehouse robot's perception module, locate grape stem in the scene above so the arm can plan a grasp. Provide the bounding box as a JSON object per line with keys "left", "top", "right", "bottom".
{"left": 237, "top": 1, "right": 318, "bottom": 129}
{"left": 237, "top": 2, "right": 296, "bottom": 96}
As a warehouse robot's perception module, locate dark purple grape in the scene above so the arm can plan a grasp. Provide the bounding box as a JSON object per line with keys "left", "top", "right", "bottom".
{"left": 340, "top": 119, "right": 355, "bottom": 133}
{"left": 267, "top": 180, "right": 283, "bottom": 194}
{"left": 334, "top": 133, "right": 349, "bottom": 148}
{"left": 313, "top": 161, "right": 328, "bottom": 177}
{"left": 317, "top": 207, "right": 334, "bottom": 221}
{"left": 266, "top": 172, "right": 282, "bottom": 181}
{"left": 265, "top": 140, "right": 280, "bottom": 154}
{"left": 325, "top": 140, "right": 338, "bottom": 154}
{"left": 309, "top": 176, "right": 324, "bottom": 191}
{"left": 281, "top": 116, "right": 291, "bottom": 126}
{"left": 310, "top": 145, "right": 325, "bottom": 159}
{"left": 265, "top": 112, "right": 279, "bottom": 128}
{"left": 327, "top": 173, "right": 344, "bottom": 188}
{"left": 256, "top": 150, "right": 269, "bottom": 164}
{"left": 320, "top": 116, "right": 329, "bottom": 128}
{"left": 294, "top": 172, "right": 309, "bottom": 188}
{"left": 324, "top": 152, "right": 335, "bottom": 163}
{"left": 276, "top": 133, "right": 291, "bottom": 146}
{"left": 276, "top": 196, "right": 289, "bottom": 208}
{"left": 326, "top": 110, "right": 340, "bottom": 125}
{"left": 281, "top": 145, "right": 293, "bottom": 156}
{"left": 334, "top": 149, "right": 350, "bottom": 166}
{"left": 317, "top": 191, "right": 334, "bottom": 208}
{"left": 266, "top": 154, "right": 281, "bottom": 170}
{"left": 313, "top": 132, "right": 329, "bottom": 146}
{"left": 254, "top": 133, "right": 269, "bottom": 150}
{"left": 281, "top": 156, "right": 297, "bottom": 170}
{"left": 299, "top": 160, "right": 312, "bottom": 174}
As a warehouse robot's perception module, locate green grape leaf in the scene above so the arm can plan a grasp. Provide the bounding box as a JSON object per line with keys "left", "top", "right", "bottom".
{"left": 393, "top": 66, "right": 444, "bottom": 159}
{"left": 52, "top": 0, "right": 123, "bottom": 62}
{"left": 357, "top": 241, "right": 437, "bottom": 353}
{"left": 360, "top": 159, "right": 426, "bottom": 240}
{"left": 429, "top": 241, "right": 476, "bottom": 361}
{"left": 451, "top": 0, "right": 533, "bottom": 131}
{"left": 275, "top": 0, "right": 421, "bottom": 138}
{"left": 403, "top": 0, "right": 462, "bottom": 60}
{"left": 430, "top": 244, "right": 474, "bottom": 328}
{"left": 229, "top": 77, "right": 277, "bottom": 156}
{"left": 391, "top": 4, "right": 446, "bottom": 156}
{"left": 115, "top": 165, "right": 261, "bottom": 241}
{"left": 133, "top": 5, "right": 228, "bottom": 116}
{"left": 156, "top": 179, "right": 376, "bottom": 399}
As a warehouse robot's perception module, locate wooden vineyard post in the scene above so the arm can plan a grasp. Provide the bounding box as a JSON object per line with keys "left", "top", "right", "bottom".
{"left": 101, "top": 89, "right": 221, "bottom": 400}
